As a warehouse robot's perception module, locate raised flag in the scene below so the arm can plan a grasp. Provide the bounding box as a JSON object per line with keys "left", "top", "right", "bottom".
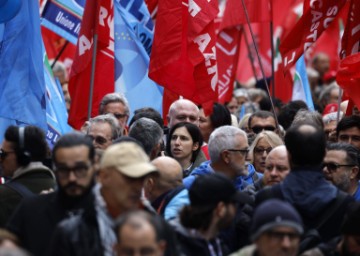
{"left": 149, "top": 0, "right": 219, "bottom": 114}
{"left": 114, "top": 0, "right": 163, "bottom": 119}
{"left": 41, "top": 0, "right": 86, "bottom": 45}
{"left": 340, "top": 0, "right": 360, "bottom": 58}
{"left": 0, "top": 0, "right": 47, "bottom": 135}
{"left": 68, "top": 0, "right": 114, "bottom": 129}
{"left": 43, "top": 47, "right": 72, "bottom": 148}
{"left": 292, "top": 55, "right": 315, "bottom": 111}
{"left": 280, "top": 0, "right": 347, "bottom": 71}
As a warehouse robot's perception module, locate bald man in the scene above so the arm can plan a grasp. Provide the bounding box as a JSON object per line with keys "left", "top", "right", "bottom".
{"left": 167, "top": 99, "right": 199, "bottom": 128}
{"left": 145, "top": 156, "right": 190, "bottom": 220}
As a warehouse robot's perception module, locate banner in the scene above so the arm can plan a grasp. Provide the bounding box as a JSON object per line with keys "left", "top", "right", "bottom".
{"left": 280, "top": 0, "right": 347, "bottom": 71}
{"left": 41, "top": 0, "right": 86, "bottom": 44}
{"left": 114, "top": 0, "right": 163, "bottom": 120}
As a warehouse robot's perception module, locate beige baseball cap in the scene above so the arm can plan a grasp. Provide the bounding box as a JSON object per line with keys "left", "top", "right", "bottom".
{"left": 100, "top": 142, "right": 157, "bottom": 178}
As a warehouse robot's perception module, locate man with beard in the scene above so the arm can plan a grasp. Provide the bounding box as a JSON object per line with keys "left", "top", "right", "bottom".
{"left": 170, "top": 173, "right": 244, "bottom": 255}
{"left": 323, "top": 143, "right": 360, "bottom": 201}
{"left": 6, "top": 133, "right": 96, "bottom": 256}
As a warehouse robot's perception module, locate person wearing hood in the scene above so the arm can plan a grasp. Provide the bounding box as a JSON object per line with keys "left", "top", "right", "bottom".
{"left": 6, "top": 133, "right": 96, "bottom": 256}
{"left": 256, "top": 123, "right": 354, "bottom": 249}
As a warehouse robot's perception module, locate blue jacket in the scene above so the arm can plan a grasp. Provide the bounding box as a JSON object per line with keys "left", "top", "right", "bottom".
{"left": 183, "top": 161, "right": 261, "bottom": 190}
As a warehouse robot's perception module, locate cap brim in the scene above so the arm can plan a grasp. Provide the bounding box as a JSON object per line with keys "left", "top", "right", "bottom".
{"left": 0, "top": 0, "right": 22, "bottom": 23}
{"left": 117, "top": 162, "right": 158, "bottom": 178}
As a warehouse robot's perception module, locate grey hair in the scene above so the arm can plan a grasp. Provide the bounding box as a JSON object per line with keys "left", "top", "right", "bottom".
{"left": 318, "top": 82, "right": 340, "bottom": 105}
{"left": 292, "top": 109, "right": 324, "bottom": 129}
{"left": 87, "top": 114, "right": 121, "bottom": 140}
{"left": 99, "top": 92, "right": 130, "bottom": 115}
{"left": 208, "top": 126, "right": 247, "bottom": 162}
{"left": 128, "top": 117, "right": 163, "bottom": 156}
{"left": 323, "top": 111, "right": 344, "bottom": 125}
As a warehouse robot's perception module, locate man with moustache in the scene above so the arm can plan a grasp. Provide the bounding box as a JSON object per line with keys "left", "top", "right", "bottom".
{"left": 6, "top": 133, "right": 96, "bottom": 256}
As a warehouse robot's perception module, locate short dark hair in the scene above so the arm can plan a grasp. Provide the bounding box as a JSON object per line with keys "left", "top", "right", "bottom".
{"left": 326, "top": 143, "right": 360, "bottom": 167}
{"left": 278, "top": 100, "right": 308, "bottom": 130}
{"left": 166, "top": 122, "right": 203, "bottom": 163}
{"left": 336, "top": 115, "right": 360, "bottom": 137}
{"left": 285, "top": 123, "right": 326, "bottom": 167}
{"left": 248, "top": 110, "right": 276, "bottom": 128}
{"left": 52, "top": 132, "right": 95, "bottom": 164}
{"left": 129, "top": 108, "right": 164, "bottom": 129}
{"left": 180, "top": 204, "right": 214, "bottom": 230}
{"left": 4, "top": 126, "right": 48, "bottom": 165}
{"left": 209, "top": 103, "right": 232, "bottom": 130}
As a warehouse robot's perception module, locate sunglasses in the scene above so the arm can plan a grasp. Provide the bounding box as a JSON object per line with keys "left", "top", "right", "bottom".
{"left": 251, "top": 126, "right": 276, "bottom": 134}
{"left": 0, "top": 149, "right": 15, "bottom": 160}
{"left": 322, "top": 162, "right": 355, "bottom": 173}
{"left": 86, "top": 135, "right": 111, "bottom": 145}
{"left": 254, "top": 147, "right": 272, "bottom": 155}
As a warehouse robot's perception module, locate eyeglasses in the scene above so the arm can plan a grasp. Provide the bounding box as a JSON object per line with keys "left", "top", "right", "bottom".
{"left": 251, "top": 126, "right": 276, "bottom": 134}
{"left": 322, "top": 162, "right": 355, "bottom": 173}
{"left": 265, "top": 230, "right": 301, "bottom": 242}
{"left": 0, "top": 149, "right": 15, "bottom": 160}
{"left": 106, "top": 112, "right": 128, "bottom": 120}
{"left": 254, "top": 147, "right": 273, "bottom": 155}
{"left": 86, "top": 135, "right": 111, "bottom": 145}
{"left": 54, "top": 163, "right": 91, "bottom": 178}
{"left": 227, "top": 149, "right": 249, "bottom": 156}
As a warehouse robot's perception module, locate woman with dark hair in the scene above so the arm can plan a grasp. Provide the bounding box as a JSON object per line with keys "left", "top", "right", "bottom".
{"left": 199, "top": 103, "right": 232, "bottom": 143}
{"left": 166, "top": 122, "right": 205, "bottom": 177}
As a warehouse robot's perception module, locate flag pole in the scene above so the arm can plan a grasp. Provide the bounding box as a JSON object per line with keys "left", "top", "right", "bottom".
{"left": 240, "top": 0, "right": 279, "bottom": 128}
{"left": 87, "top": 34, "right": 98, "bottom": 120}
{"left": 50, "top": 40, "right": 69, "bottom": 69}
{"left": 269, "top": 0, "right": 275, "bottom": 97}
{"left": 242, "top": 26, "right": 259, "bottom": 84}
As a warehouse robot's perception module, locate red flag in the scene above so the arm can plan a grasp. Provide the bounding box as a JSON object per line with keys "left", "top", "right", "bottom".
{"left": 149, "top": 0, "right": 219, "bottom": 115}
{"left": 220, "top": 0, "right": 270, "bottom": 28}
{"left": 280, "top": 0, "right": 347, "bottom": 71}
{"left": 336, "top": 0, "right": 360, "bottom": 112}
{"left": 68, "top": 0, "right": 114, "bottom": 129}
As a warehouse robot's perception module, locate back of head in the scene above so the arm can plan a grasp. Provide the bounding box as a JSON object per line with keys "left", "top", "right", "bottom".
{"left": 52, "top": 132, "right": 95, "bottom": 164}
{"left": 129, "top": 118, "right": 163, "bottom": 157}
{"left": 209, "top": 103, "right": 232, "bottom": 129}
{"left": 251, "top": 199, "right": 303, "bottom": 241}
{"left": 285, "top": 123, "right": 326, "bottom": 167}
{"left": 208, "top": 126, "right": 247, "bottom": 163}
{"left": 278, "top": 100, "right": 308, "bottom": 130}
{"left": 336, "top": 115, "right": 360, "bottom": 137}
{"left": 292, "top": 109, "right": 324, "bottom": 129}
{"left": 129, "top": 108, "right": 164, "bottom": 129}
{"left": 4, "top": 126, "right": 48, "bottom": 166}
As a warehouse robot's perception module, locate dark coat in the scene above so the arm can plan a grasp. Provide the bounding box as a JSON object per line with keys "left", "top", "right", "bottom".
{"left": 7, "top": 189, "right": 94, "bottom": 256}
{"left": 0, "top": 163, "right": 56, "bottom": 227}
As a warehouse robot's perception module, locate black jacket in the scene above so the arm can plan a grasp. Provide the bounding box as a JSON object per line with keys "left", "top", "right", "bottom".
{"left": 7, "top": 188, "right": 94, "bottom": 256}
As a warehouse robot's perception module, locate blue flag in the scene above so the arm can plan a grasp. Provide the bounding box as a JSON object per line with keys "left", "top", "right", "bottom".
{"left": 43, "top": 47, "right": 72, "bottom": 148}
{"left": 0, "top": 0, "right": 47, "bottom": 141}
{"left": 292, "top": 55, "right": 315, "bottom": 111}
{"left": 114, "top": 0, "right": 163, "bottom": 120}
{"left": 41, "top": 0, "right": 86, "bottom": 44}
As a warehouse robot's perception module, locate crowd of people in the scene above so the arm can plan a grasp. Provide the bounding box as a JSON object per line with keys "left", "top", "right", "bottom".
{"left": 0, "top": 53, "right": 360, "bottom": 255}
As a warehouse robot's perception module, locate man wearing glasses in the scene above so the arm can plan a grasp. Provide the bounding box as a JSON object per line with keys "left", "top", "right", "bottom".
{"left": 323, "top": 143, "right": 360, "bottom": 201}
{"left": 0, "top": 126, "right": 56, "bottom": 227}
{"left": 87, "top": 114, "right": 121, "bottom": 150}
{"left": 248, "top": 111, "right": 278, "bottom": 135}
{"left": 7, "top": 133, "right": 97, "bottom": 256}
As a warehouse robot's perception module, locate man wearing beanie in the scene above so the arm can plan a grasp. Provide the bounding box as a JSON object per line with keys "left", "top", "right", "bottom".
{"left": 230, "top": 199, "right": 303, "bottom": 256}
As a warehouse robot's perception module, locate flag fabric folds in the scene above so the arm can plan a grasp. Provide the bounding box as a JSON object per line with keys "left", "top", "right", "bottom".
{"left": 280, "top": 0, "right": 347, "bottom": 71}
{"left": 68, "top": 0, "right": 114, "bottom": 129}
{"left": 292, "top": 55, "right": 315, "bottom": 111}
{"left": 114, "top": 0, "right": 163, "bottom": 120}
{"left": 149, "top": 0, "right": 219, "bottom": 114}
{"left": 0, "top": 0, "right": 47, "bottom": 132}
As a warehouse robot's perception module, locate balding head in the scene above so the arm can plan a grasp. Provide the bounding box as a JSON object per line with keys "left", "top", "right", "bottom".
{"left": 264, "top": 146, "right": 290, "bottom": 186}
{"left": 145, "top": 156, "right": 183, "bottom": 202}
{"left": 167, "top": 99, "right": 199, "bottom": 128}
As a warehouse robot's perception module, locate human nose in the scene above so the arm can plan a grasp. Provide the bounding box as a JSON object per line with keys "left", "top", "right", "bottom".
{"left": 68, "top": 170, "right": 77, "bottom": 182}
{"left": 281, "top": 235, "right": 292, "bottom": 249}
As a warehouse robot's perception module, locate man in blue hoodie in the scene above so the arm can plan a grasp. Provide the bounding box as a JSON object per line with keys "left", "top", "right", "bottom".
{"left": 183, "top": 125, "right": 262, "bottom": 190}
{"left": 256, "top": 123, "right": 354, "bottom": 252}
